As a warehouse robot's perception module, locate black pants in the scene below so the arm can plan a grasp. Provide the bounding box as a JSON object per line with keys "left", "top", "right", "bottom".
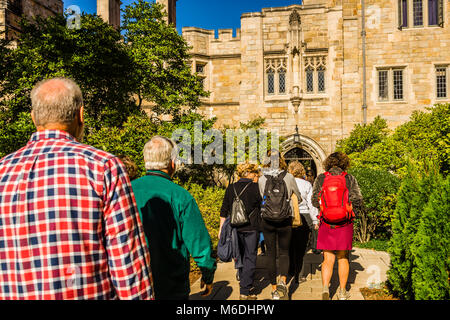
{"left": 261, "top": 218, "right": 292, "bottom": 285}
{"left": 289, "top": 214, "right": 311, "bottom": 279}
{"left": 237, "top": 230, "right": 258, "bottom": 295}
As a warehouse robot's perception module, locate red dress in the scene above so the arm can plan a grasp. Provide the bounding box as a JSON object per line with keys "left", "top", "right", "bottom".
{"left": 316, "top": 222, "right": 353, "bottom": 251}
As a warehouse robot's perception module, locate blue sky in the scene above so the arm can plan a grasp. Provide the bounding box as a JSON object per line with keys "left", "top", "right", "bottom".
{"left": 63, "top": 0, "right": 302, "bottom": 33}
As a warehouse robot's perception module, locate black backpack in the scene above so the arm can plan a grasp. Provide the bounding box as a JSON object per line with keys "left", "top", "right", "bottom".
{"left": 261, "top": 171, "right": 292, "bottom": 222}
{"left": 230, "top": 182, "right": 252, "bottom": 227}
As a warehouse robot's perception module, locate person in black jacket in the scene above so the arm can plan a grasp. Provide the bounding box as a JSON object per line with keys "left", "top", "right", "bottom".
{"left": 219, "top": 161, "right": 262, "bottom": 300}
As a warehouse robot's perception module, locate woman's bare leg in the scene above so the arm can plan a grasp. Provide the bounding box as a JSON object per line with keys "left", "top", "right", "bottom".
{"left": 321, "top": 250, "right": 335, "bottom": 288}
{"left": 336, "top": 250, "right": 349, "bottom": 290}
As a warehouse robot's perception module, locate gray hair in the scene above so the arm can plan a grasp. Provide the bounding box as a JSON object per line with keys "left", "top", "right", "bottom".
{"left": 143, "top": 136, "right": 178, "bottom": 171}
{"left": 31, "top": 77, "right": 83, "bottom": 127}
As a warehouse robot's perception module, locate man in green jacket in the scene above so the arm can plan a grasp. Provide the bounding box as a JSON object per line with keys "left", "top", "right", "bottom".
{"left": 131, "top": 136, "right": 216, "bottom": 300}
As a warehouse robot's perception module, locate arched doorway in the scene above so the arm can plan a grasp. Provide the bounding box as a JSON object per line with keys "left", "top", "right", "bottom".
{"left": 281, "top": 133, "right": 327, "bottom": 184}
{"left": 284, "top": 147, "right": 317, "bottom": 184}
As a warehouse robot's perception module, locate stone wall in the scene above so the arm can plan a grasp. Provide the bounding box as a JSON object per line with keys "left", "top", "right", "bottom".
{"left": 183, "top": 0, "right": 450, "bottom": 158}
{"left": 363, "top": 0, "right": 450, "bottom": 128}
{"left": 97, "top": 0, "right": 121, "bottom": 30}
{"left": 0, "top": 0, "right": 63, "bottom": 39}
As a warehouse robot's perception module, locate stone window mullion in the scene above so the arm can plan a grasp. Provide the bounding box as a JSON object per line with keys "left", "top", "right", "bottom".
{"left": 388, "top": 69, "right": 394, "bottom": 101}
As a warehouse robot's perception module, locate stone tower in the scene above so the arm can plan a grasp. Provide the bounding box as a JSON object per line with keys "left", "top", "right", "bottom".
{"left": 157, "top": 0, "right": 177, "bottom": 26}
{"left": 0, "top": 0, "right": 63, "bottom": 39}
{"left": 97, "top": 0, "right": 121, "bottom": 30}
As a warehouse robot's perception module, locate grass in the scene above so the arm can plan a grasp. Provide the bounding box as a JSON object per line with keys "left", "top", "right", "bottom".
{"left": 353, "top": 238, "right": 390, "bottom": 252}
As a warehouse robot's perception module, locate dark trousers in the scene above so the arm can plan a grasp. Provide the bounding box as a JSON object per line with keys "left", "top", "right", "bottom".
{"left": 237, "top": 230, "right": 258, "bottom": 295}
{"left": 289, "top": 214, "right": 311, "bottom": 279}
{"left": 261, "top": 219, "right": 292, "bottom": 285}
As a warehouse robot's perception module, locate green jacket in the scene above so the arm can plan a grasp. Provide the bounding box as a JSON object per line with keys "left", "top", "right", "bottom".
{"left": 131, "top": 170, "right": 216, "bottom": 300}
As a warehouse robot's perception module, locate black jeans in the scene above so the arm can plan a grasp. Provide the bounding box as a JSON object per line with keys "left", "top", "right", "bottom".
{"left": 237, "top": 230, "right": 259, "bottom": 295}
{"left": 261, "top": 218, "right": 292, "bottom": 285}
{"left": 289, "top": 214, "right": 311, "bottom": 279}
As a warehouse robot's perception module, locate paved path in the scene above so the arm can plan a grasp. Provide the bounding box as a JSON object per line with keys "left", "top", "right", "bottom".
{"left": 190, "top": 247, "right": 390, "bottom": 300}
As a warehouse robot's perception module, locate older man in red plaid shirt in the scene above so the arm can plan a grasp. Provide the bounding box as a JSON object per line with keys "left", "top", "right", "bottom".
{"left": 0, "top": 78, "right": 153, "bottom": 299}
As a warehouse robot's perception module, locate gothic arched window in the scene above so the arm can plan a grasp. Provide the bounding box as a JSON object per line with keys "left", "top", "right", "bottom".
{"left": 265, "top": 58, "right": 288, "bottom": 96}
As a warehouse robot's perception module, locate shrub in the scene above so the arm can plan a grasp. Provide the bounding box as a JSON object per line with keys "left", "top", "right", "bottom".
{"left": 347, "top": 104, "right": 450, "bottom": 177}
{"left": 411, "top": 175, "right": 450, "bottom": 300}
{"left": 182, "top": 182, "right": 225, "bottom": 272}
{"left": 387, "top": 164, "right": 439, "bottom": 299}
{"left": 336, "top": 116, "right": 389, "bottom": 155}
{"left": 348, "top": 167, "right": 401, "bottom": 242}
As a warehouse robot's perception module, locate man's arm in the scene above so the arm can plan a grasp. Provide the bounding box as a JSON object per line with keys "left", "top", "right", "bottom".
{"left": 181, "top": 198, "right": 217, "bottom": 286}
{"left": 220, "top": 185, "right": 232, "bottom": 218}
{"left": 102, "top": 157, "right": 154, "bottom": 300}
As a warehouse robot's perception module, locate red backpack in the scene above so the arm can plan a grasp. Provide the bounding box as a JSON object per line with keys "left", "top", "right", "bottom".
{"left": 318, "top": 172, "right": 355, "bottom": 227}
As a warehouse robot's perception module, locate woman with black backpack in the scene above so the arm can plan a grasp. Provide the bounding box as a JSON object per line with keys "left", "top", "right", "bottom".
{"left": 258, "top": 150, "right": 302, "bottom": 300}
{"left": 219, "top": 161, "right": 262, "bottom": 300}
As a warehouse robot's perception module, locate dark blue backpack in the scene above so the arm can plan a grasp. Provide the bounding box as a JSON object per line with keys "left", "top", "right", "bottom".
{"left": 217, "top": 217, "right": 232, "bottom": 262}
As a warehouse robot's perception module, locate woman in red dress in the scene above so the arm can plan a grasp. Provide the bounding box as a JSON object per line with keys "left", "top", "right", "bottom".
{"left": 311, "top": 152, "right": 363, "bottom": 300}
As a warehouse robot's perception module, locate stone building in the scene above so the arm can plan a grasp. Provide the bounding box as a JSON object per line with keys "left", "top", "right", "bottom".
{"left": 0, "top": 0, "right": 63, "bottom": 39}
{"left": 2, "top": 0, "right": 448, "bottom": 176}
{"left": 97, "top": 0, "right": 121, "bottom": 30}
{"left": 182, "top": 0, "right": 450, "bottom": 175}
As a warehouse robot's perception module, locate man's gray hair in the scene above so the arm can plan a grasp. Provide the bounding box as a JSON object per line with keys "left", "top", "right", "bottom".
{"left": 143, "top": 136, "right": 178, "bottom": 171}
{"left": 31, "top": 77, "right": 83, "bottom": 127}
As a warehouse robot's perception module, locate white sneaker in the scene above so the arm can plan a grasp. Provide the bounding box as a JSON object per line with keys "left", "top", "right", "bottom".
{"left": 337, "top": 288, "right": 351, "bottom": 300}
{"left": 321, "top": 288, "right": 329, "bottom": 300}
{"left": 271, "top": 290, "right": 280, "bottom": 300}
{"left": 276, "top": 281, "right": 288, "bottom": 299}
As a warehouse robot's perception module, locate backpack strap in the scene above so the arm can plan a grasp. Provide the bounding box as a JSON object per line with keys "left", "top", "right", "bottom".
{"left": 233, "top": 182, "right": 252, "bottom": 199}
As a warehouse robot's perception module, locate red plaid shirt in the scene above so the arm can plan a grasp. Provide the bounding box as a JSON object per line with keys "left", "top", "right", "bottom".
{"left": 0, "top": 130, "right": 153, "bottom": 300}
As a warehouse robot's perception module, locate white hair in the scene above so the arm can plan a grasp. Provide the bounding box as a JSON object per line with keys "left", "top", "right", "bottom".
{"left": 143, "top": 136, "right": 178, "bottom": 171}
{"left": 31, "top": 77, "right": 83, "bottom": 127}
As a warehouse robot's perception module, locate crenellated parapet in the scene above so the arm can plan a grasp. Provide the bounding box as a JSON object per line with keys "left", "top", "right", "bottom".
{"left": 182, "top": 26, "right": 241, "bottom": 57}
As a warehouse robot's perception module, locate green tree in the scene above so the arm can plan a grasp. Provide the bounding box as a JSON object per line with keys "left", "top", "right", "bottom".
{"left": 0, "top": 14, "right": 137, "bottom": 128}
{"left": 387, "top": 165, "right": 420, "bottom": 299}
{"left": 173, "top": 116, "right": 280, "bottom": 187}
{"left": 336, "top": 116, "right": 389, "bottom": 155}
{"left": 411, "top": 174, "right": 450, "bottom": 300}
{"left": 0, "top": 112, "right": 35, "bottom": 159}
{"left": 349, "top": 138, "right": 408, "bottom": 176}
{"left": 345, "top": 104, "right": 450, "bottom": 176}
{"left": 122, "top": 0, "right": 208, "bottom": 118}
{"left": 391, "top": 104, "right": 450, "bottom": 175}
{"left": 84, "top": 111, "right": 216, "bottom": 180}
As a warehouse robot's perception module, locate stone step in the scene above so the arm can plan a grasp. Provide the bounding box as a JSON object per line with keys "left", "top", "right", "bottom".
{"left": 190, "top": 248, "right": 390, "bottom": 301}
